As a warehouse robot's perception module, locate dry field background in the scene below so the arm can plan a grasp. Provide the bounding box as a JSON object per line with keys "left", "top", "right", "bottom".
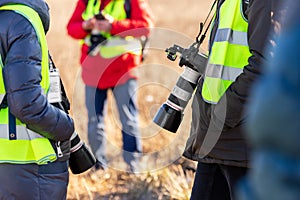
{"left": 46, "top": 0, "right": 212, "bottom": 199}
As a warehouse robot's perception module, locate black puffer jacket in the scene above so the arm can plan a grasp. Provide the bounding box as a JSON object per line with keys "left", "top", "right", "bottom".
{"left": 0, "top": 0, "right": 74, "bottom": 142}
{"left": 183, "top": 0, "right": 281, "bottom": 167}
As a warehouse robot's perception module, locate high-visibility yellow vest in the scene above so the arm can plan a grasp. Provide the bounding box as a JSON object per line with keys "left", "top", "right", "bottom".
{"left": 0, "top": 56, "right": 4, "bottom": 104}
{"left": 201, "top": 0, "right": 251, "bottom": 104}
{"left": 0, "top": 4, "right": 56, "bottom": 165}
{"left": 82, "top": 0, "right": 142, "bottom": 58}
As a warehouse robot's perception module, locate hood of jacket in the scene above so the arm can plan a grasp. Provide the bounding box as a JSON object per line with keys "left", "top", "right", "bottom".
{"left": 0, "top": 0, "right": 50, "bottom": 32}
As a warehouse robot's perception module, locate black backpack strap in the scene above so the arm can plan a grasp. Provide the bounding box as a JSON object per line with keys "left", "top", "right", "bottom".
{"left": 124, "top": 0, "right": 131, "bottom": 18}
{"left": 242, "top": 0, "right": 249, "bottom": 20}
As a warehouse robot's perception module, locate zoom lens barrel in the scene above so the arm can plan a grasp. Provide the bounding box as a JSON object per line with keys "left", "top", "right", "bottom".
{"left": 153, "top": 45, "right": 208, "bottom": 133}
{"left": 153, "top": 67, "right": 201, "bottom": 132}
{"left": 170, "top": 67, "right": 202, "bottom": 108}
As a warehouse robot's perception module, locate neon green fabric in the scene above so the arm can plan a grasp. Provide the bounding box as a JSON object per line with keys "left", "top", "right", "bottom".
{"left": 82, "top": 0, "right": 142, "bottom": 58}
{"left": 0, "top": 55, "right": 4, "bottom": 102}
{"left": 82, "top": 0, "right": 127, "bottom": 21}
{"left": 202, "top": 0, "right": 251, "bottom": 104}
{"left": 0, "top": 4, "right": 56, "bottom": 165}
{"left": 82, "top": 0, "right": 100, "bottom": 20}
{"left": 99, "top": 36, "right": 142, "bottom": 58}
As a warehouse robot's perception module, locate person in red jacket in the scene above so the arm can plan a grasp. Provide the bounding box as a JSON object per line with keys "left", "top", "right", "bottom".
{"left": 67, "top": 0, "right": 153, "bottom": 172}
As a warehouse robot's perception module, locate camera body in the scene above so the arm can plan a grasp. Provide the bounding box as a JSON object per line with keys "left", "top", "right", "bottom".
{"left": 166, "top": 43, "right": 207, "bottom": 72}
{"left": 89, "top": 13, "right": 107, "bottom": 55}
{"left": 153, "top": 42, "right": 208, "bottom": 133}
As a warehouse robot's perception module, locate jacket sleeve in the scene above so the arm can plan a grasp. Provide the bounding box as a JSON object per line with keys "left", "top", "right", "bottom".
{"left": 66, "top": 0, "right": 90, "bottom": 39}
{"left": 3, "top": 13, "right": 74, "bottom": 141}
{"left": 220, "top": 0, "right": 276, "bottom": 128}
{"left": 110, "top": 0, "right": 154, "bottom": 37}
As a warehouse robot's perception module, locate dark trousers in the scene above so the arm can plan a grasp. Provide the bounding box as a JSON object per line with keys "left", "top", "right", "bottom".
{"left": 190, "top": 162, "right": 248, "bottom": 200}
{"left": 85, "top": 79, "right": 142, "bottom": 167}
{"left": 0, "top": 161, "right": 69, "bottom": 200}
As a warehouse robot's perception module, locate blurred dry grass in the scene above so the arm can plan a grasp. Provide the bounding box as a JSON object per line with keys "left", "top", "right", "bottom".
{"left": 67, "top": 163, "right": 196, "bottom": 200}
{"left": 46, "top": 0, "right": 212, "bottom": 199}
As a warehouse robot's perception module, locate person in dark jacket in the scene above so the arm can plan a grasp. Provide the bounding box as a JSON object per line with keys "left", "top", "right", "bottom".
{"left": 238, "top": 1, "right": 300, "bottom": 200}
{"left": 182, "top": 0, "right": 282, "bottom": 199}
{"left": 0, "top": 0, "right": 74, "bottom": 199}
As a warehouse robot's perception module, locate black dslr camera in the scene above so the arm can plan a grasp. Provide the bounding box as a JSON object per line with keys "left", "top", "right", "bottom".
{"left": 153, "top": 42, "right": 208, "bottom": 133}
{"left": 89, "top": 13, "right": 107, "bottom": 55}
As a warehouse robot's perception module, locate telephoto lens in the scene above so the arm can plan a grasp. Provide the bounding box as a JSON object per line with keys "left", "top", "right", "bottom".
{"left": 69, "top": 132, "right": 96, "bottom": 174}
{"left": 153, "top": 46, "right": 208, "bottom": 133}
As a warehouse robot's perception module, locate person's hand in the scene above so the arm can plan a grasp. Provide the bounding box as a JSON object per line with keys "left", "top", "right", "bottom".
{"left": 82, "top": 18, "right": 95, "bottom": 31}
{"left": 93, "top": 19, "right": 112, "bottom": 33}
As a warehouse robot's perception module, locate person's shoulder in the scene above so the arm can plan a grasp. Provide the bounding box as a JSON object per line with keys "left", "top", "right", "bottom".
{"left": 0, "top": 10, "right": 31, "bottom": 30}
{"left": 2, "top": 11, "right": 37, "bottom": 42}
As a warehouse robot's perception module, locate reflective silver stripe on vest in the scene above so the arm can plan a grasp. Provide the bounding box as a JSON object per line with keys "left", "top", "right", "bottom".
{"left": 0, "top": 54, "right": 3, "bottom": 67}
{"left": 214, "top": 28, "right": 248, "bottom": 46}
{"left": 1, "top": 53, "right": 4, "bottom": 103}
{"left": 206, "top": 64, "right": 243, "bottom": 81}
{"left": 0, "top": 124, "right": 44, "bottom": 140}
{"left": 0, "top": 94, "right": 4, "bottom": 104}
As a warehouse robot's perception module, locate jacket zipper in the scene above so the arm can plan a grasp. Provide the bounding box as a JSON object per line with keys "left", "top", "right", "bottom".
{"left": 56, "top": 141, "right": 63, "bottom": 158}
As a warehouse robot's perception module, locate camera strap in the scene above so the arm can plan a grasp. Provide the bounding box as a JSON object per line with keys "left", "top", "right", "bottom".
{"left": 196, "top": 0, "right": 217, "bottom": 45}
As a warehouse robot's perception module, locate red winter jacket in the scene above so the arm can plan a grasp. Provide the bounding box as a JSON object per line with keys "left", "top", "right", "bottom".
{"left": 67, "top": 0, "right": 153, "bottom": 89}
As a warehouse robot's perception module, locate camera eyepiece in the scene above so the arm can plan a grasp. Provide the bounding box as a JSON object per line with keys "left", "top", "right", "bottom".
{"left": 166, "top": 48, "right": 177, "bottom": 61}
